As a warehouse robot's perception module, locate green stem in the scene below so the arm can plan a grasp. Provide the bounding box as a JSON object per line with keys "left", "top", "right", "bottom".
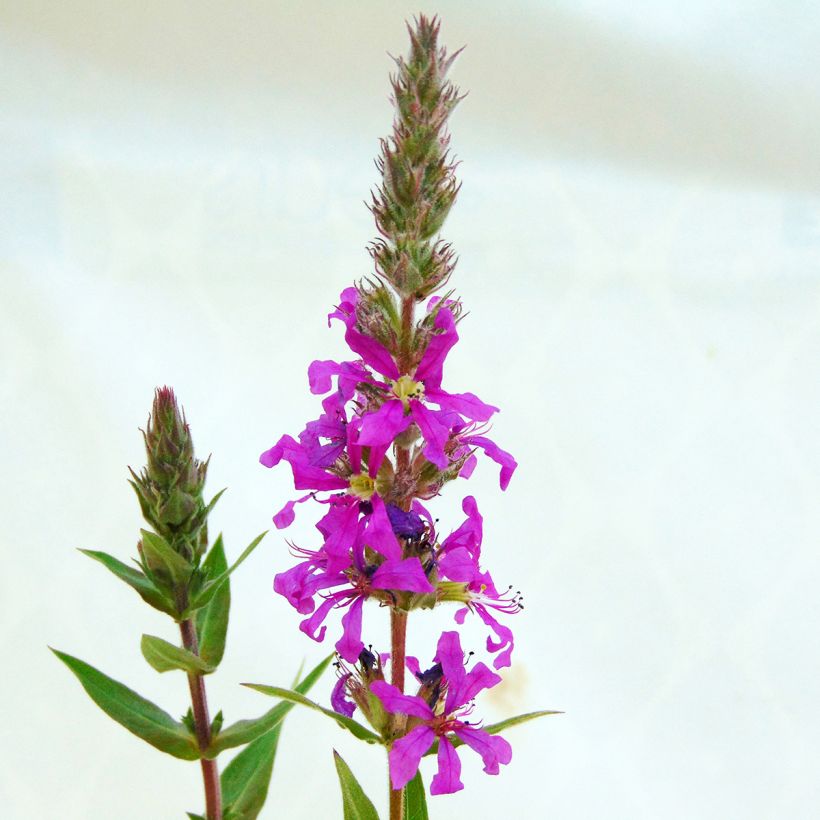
{"left": 180, "top": 619, "right": 222, "bottom": 820}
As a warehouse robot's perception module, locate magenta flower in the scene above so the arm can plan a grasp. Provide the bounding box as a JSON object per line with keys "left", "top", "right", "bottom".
{"left": 434, "top": 496, "right": 521, "bottom": 669}
{"left": 311, "top": 288, "right": 504, "bottom": 473}
{"left": 371, "top": 631, "right": 512, "bottom": 795}
{"left": 274, "top": 535, "right": 433, "bottom": 662}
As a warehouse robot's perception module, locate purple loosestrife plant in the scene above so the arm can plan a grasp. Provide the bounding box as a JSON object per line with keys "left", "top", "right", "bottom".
{"left": 53, "top": 388, "right": 331, "bottom": 820}
{"left": 251, "top": 16, "right": 558, "bottom": 820}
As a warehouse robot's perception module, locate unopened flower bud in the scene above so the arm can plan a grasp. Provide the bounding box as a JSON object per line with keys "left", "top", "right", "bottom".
{"left": 129, "top": 387, "right": 209, "bottom": 564}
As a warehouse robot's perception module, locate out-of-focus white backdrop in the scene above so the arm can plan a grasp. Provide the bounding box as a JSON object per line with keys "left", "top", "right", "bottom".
{"left": 2, "top": 1, "right": 819, "bottom": 818}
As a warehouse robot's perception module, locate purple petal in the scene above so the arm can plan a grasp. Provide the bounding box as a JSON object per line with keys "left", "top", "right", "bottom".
{"left": 299, "top": 596, "right": 336, "bottom": 643}
{"left": 370, "top": 681, "right": 434, "bottom": 720}
{"left": 411, "top": 401, "right": 450, "bottom": 470}
{"left": 477, "top": 603, "right": 515, "bottom": 669}
{"left": 453, "top": 727, "right": 512, "bottom": 775}
{"left": 345, "top": 327, "right": 400, "bottom": 379}
{"left": 307, "top": 359, "right": 367, "bottom": 398}
{"left": 321, "top": 500, "right": 362, "bottom": 564}
{"left": 406, "top": 655, "right": 421, "bottom": 679}
{"left": 262, "top": 434, "right": 348, "bottom": 492}
{"left": 358, "top": 400, "right": 410, "bottom": 447}
{"left": 328, "top": 287, "right": 359, "bottom": 327}
{"left": 412, "top": 500, "right": 436, "bottom": 541}
{"left": 385, "top": 504, "right": 425, "bottom": 539}
{"left": 388, "top": 725, "right": 436, "bottom": 790}
{"left": 434, "top": 631, "right": 467, "bottom": 698}
{"left": 440, "top": 495, "right": 483, "bottom": 558}
{"left": 335, "top": 596, "right": 365, "bottom": 663}
{"left": 272, "top": 493, "right": 312, "bottom": 529}
{"left": 362, "top": 495, "right": 401, "bottom": 560}
{"left": 330, "top": 673, "right": 356, "bottom": 718}
{"left": 371, "top": 557, "right": 434, "bottom": 594}
{"left": 273, "top": 561, "right": 318, "bottom": 614}
{"left": 415, "top": 307, "right": 458, "bottom": 389}
{"left": 365, "top": 441, "right": 390, "bottom": 477}
{"left": 307, "top": 359, "right": 340, "bottom": 394}
{"left": 437, "top": 547, "right": 482, "bottom": 585}
{"left": 464, "top": 435, "right": 518, "bottom": 491}
{"left": 426, "top": 388, "right": 498, "bottom": 422}
{"left": 448, "top": 661, "right": 502, "bottom": 713}
{"left": 430, "top": 736, "right": 464, "bottom": 795}
{"left": 458, "top": 454, "right": 477, "bottom": 479}
{"left": 259, "top": 434, "right": 297, "bottom": 468}
{"left": 300, "top": 410, "right": 347, "bottom": 468}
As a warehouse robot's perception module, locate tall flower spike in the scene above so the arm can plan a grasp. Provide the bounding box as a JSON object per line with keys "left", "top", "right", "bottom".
{"left": 258, "top": 16, "right": 539, "bottom": 815}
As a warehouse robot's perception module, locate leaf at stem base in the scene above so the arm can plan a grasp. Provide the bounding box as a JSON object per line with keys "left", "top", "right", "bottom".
{"left": 51, "top": 648, "right": 199, "bottom": 760}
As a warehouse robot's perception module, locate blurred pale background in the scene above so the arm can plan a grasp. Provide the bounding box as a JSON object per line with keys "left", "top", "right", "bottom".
{"left": 2, "top": 1, "right": 819, "bottom": 818}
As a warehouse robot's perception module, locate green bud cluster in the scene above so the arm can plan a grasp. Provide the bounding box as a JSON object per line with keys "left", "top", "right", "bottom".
{"left": 366, "top": 16, "right": 462, "bottom": 308}
{"left": 129, "top": 386, "right": 210, "bottom": 566}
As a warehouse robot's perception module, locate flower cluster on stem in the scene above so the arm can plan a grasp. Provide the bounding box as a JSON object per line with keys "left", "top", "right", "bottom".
{"left": 261, "top": 15, "right": 521, "bottom": 814}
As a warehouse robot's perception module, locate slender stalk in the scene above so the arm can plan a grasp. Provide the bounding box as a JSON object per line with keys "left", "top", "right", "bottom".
{"left": 390, "top": 609, "right": 408, "bottom": 694}
{"left": 389, "top": 768, "right": 404, "bottom": 820}
{"left": 389, "top": 609, "right": 408, "bottom": 820}
{"left": 180, "top": 619, "right": 222, "bottom": 820}
{"left": 388, "top": 292, "right": 417, "bottom": 820}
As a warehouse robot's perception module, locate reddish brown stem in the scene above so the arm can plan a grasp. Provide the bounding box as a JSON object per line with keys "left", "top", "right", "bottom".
{"left": 390, "top": 608, "right": 408, "bottom": 692}
{"left": 389, "top": 609, "right": 408, "bottom": 820}
{"left": 180, "top": 619, "right": 222, "bottom": 820}
{"left": 389, "top": 293, "right": 416, "bottom": 820}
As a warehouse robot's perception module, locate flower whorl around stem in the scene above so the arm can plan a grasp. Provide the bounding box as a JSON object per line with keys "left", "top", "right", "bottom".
{"left": 129, "top": 386, "right": 210, "bottom": 564}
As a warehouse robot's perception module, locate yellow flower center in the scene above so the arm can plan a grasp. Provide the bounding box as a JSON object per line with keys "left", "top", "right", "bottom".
{"left": 348, "top": 473, "right": 376, "bottom": 500}
{"left": 391, "top": 375, "right": 425, "bottom": 408}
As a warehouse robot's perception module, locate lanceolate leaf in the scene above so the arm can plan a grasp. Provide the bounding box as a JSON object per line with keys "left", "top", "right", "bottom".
{"left": 189, "top": 531, "right": 267, "bottom": 611}
{"left": 477, "top": 709, "right": 562, "bottom": 736}
{"left": 186, "top": 814, "right": 206, "bottom": 820}
{"left": 221, "top": 723, "right": 282, "bottom": 820}
{"left": 242, "top": 685, "right": 380, "bottom": 745}
{"left": 403, "top": 771, "right": 429, "bottom": 820}
{"left": 203, "top": 487, "right": 227, "bottom": 517}
{"left": 140, "top": 634, "right": 214, "bottom": 675}
{"left": 209, "top": 654, "right": 332, "bottom": 756}
{"left": 195, "top": 536, "right": 230, "bottom": 668}
{"left": 333, "top": 751, "right": 380, "bottom": 820}
{"left": 52, "top": 648, "right": 199, "bottom": 760}
{"left": 78, "top": 549, "right": 176, "bottom": 616}
{"left": 425, "top": 709, "right": 562, "bottom": 756}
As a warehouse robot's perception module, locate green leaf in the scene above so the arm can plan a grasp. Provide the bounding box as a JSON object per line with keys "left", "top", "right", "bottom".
{"left": 189, "top": 531, "right": 267, "bottom": 611}
{"left": 425, "top": 709, "right": 561, "bottom": 756}
{"left": 333, "top": 750, "right": 380, "bottom": 820}
{"left": 52, "top": 648, "right": 199, "bottom": 760}
{"left": 203, "top": 487, "right": 227, "bottom": 517}
{"left": 210, "top": 654, "right": 332, "bottom": 756}
{"left": 140, "top": 529, "right": 192, "bottom": 586}
{"left": 140, "top": 634, "right": 214, "bottom": 675}
{"left": 221, "top": 724, "right": 282, "bottom": 820}
{"left": 195, "top": 536, "right": 230, "bottom": 668}
{"left": 477, "top": 709, "right": 562, "bottom": 736}
{"left": 241, "top": 685, "right": 380, "bottom": 745}
{"left": 403, "top": 771, "right": 428, "bottom": 820}
{"left": 79, "top": 549, "right": 177, "bottom": 616}
{"left": 186, "top": 814, "right": 206, "bottom": 820}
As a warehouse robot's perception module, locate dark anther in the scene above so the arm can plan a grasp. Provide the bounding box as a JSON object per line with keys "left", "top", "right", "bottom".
{"left": 358, "top": 647, "right": 378, "bottom": 670}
